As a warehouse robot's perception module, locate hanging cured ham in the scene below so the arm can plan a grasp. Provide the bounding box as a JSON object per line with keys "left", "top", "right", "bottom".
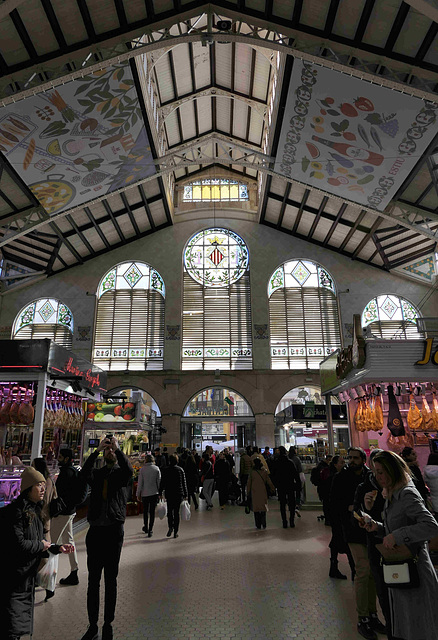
{"left": 9, "top": 388, "right": 22, "bottom": 424}
{"left": 432, "top": 393, "right": 438, "bottom": 430}
{"left": 387, "top": 385, "right": 405, "bottom": 437}
{"left": 363, "top": 398, "right": 375, "bottom": 431}
{"left": 374, "top": 394, "right": 384, "bottom": 431}
{"left": 422, "top": 396, "right": 434, "bottom": 431}
{"left": 407, "top": 394, "right": 424, "bottom": 431}
{"left": 354, "top": 398, "right": 365, "bottom": 431}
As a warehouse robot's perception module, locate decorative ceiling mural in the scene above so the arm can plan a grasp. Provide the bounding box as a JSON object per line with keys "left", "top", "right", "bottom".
{"left": 0, "top": 61, "right": 155, "bottom": 215}
{"left": 275, "top": 59, "right": 438, "bottom": 211}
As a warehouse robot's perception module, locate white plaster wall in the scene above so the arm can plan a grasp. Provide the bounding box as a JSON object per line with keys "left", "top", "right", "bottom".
{"left": 1, "top": 215, "right": 436, "bottom": 370}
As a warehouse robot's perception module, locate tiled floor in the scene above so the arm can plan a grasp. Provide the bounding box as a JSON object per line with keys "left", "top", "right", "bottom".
{"left": 33, "top": 498, "right": 365, "bottom": 640}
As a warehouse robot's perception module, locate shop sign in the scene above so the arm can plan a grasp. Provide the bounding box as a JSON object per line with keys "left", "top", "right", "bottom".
{"left": 86, "top": 401, "right": 136, "bottom": 423}
{"left": 48, "top": 342, "right": 107, "bottom": 392}
{"left": 291, "top": 405, "right": 347, "bottom": 422}
{"left": 415, "top": 338, "right": 438, "bottom": 366}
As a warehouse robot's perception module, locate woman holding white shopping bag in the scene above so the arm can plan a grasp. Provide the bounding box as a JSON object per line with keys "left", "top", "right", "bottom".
{"left": 0, "top": 467, "right": 74, "bottom": 640}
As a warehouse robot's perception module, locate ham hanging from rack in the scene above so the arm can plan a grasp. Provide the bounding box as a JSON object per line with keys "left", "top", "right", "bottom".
{"left": 407, "top": 394, "right": 424, "bottom": 431}
{"left": 354, "top": 398, "right": 365, "bottom": 432}
{"left": 422, "top": 396, "right": 434, "bottom": 431}
{"left": 9, "top": 388, "right": 21, "bottom": 424}
{"left": 18, "top": 386, "right": 34, "bottom": 426}
{"left": 432, "top": 393, "right": 438, "bottom": 430}
{"left": 363, "top": 398, "right": 375, "bottom": 431}
{"left": 374, "top": 394, "right": 384, "bottom": 431}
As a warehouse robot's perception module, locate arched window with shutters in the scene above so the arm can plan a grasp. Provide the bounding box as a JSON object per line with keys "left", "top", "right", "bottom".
{"left": 182, "top": 228, "right": 252, "bottom": 370}
{"left": 362, "top": 295, "right": 422, "bottom": 339}
{"left": 12, "top": 298, "right": 74, "bottom": 348}
{"left": 268, "top": 260, "right": 341, "bottom": 370}
{"left": 93, "top": 261, "right": 165, "bottom": 371}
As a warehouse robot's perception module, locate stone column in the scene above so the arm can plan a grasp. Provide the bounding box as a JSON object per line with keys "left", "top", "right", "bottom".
{"left": 160, "top": 414, "right": 181, "bottom": 452}
{"left": 255, "top": 414, "right": 275, "bottom": 448}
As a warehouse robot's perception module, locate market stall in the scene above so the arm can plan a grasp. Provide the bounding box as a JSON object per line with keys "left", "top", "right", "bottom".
{"left": 320, "top": 316, "right": 438, "bottom": 467}
{"left": 0, "top": 339, "right": 106, "bottom": 503}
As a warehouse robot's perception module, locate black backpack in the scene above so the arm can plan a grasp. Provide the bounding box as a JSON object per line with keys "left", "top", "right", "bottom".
{"left": 310, "top": 464, "right": 323, "bottom": 487}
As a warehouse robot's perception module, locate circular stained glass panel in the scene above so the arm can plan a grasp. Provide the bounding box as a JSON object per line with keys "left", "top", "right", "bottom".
{"left": 184, "top": 228, "right": 249, "bottom": 287}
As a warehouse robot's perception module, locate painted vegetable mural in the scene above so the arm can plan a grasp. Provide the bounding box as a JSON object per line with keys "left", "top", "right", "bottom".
{"left": 275, "top": 60, "right": 438, "bottom": 211}
{"left": 0, "top": 61, "right": 156, "bottom": 215}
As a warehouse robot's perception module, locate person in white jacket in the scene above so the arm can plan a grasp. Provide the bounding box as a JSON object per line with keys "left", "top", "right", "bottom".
{"left": 137, "top": 455, "right": 161, "bottom": 537}
{"left": 424, "top": 453, "right": 438, "bottom": 518}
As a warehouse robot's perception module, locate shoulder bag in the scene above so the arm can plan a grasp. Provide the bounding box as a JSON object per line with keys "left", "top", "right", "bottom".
{"left": 376, "top": 543, "right": 420, "bottom": 589}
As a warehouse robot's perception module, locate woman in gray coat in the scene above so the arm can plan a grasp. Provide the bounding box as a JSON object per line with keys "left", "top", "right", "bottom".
{"left": 364, "top": 450, "right": 438, "bottom": 640}
{"left": 247, "top": 457, "right": 275, "bottom": 529}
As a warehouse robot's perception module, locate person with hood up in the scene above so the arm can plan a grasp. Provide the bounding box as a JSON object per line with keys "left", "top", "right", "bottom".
{"left": 0, "top": 467, "right": 74, "bottom": 640}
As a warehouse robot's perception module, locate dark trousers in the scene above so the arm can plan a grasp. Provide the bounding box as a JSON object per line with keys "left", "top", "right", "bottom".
{"left": 254, "top": 511, "right": 266, "bottom": 528}
{"left": 278, "top": 488, "right": 296, "bottom": 525}
{"left": 218, "top": 482, "right": 228, "bottom": 506}
{"left": 142, "top": 495, "right": 159, "bottom": 532}
{"left": 240, "top": 474, "right": 248, "bottom": 503}
{"left": 167, "top": 498, "right": 182, "bottom": 533}
{"left": 188, "top": 490, "right": 198, "bottom": 509}
{"left": 368, "top": 541, "right": 398, "bottom": 640}
{"left": 86, "top": 523, "right": 124, "bottom": 626}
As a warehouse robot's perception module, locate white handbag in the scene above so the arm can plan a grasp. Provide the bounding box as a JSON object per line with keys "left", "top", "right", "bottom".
{"left": 382, "top": 561, "right": 412, "bottom": 586}
{"left": 156, "top": 499, "right": 167, "bottom": 520}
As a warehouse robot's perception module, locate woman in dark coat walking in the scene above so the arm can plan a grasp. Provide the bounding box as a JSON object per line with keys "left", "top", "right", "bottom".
{"left": 247, "top": 457, "right": 275, "bottom": 529}
{"left": 214, "top": 451, "right": 231, "bottom": 509}
{"left": 0, "top": 467, "right": 73, "bottom": 640}
{"left": 160, "top": 454, "right": 188, "bottom": 538}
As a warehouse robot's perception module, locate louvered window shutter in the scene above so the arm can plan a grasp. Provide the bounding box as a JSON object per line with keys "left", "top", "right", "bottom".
{"left": 367, "top": 320, "right": 423, "bottom": 340}
{"left": 94, "top": 289, "right": 164, "bottom": 371}
{"left": 15, "top": 324, "right": 73, "bottom": 348}
{"left": 182, "top": 272, "right": 252, "bottom": 370}
{"left": 270, "top": 286, "right": 341, "bottom": 369}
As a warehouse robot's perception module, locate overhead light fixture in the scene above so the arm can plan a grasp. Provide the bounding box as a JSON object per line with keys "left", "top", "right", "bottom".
{"left": 216, "top": 19, "right": 232, "bottom": 31}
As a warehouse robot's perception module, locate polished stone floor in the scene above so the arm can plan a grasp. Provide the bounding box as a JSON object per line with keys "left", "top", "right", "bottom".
{"left": 33, "top": 498, "right": 373, "bottom": 640}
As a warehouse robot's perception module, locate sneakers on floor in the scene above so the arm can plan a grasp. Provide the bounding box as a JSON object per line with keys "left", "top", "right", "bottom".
{"left": 60, "top": 570, "right": 79, "bottom": 586}
{"left": 369, "top": 614, "right": 386, "bottom": 634}
{"left": 357, "top": 618, "right": 377, "bottom": 640}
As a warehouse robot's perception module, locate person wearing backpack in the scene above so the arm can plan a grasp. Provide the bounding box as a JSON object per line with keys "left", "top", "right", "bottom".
{"left": 50, "top": 447, "right": 80, "bottom": 587}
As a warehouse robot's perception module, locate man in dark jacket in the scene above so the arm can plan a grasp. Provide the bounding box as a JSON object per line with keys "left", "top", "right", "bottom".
{"left": 51, "top": 447, "right": 80, "bottom": 586}
{"left": 272, "top": 446, "right": 300, "bottom": 528}
{"left": 79, "top": 437, "right": 133, "bottom": 640}
{"left": 330, "top": 447, "right": 385, "bottom": 640}
{"left": 160, "top": 453, "right": 188, "bottom": 538}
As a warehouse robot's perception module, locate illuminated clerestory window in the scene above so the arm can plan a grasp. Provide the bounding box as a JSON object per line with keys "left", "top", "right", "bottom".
{"left": 183, "top": 179, "right": 249, "bottom": 202}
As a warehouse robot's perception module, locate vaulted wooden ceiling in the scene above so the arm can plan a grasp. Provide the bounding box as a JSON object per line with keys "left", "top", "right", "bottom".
{"left": 0, "top": 0, "right": 437, "bottom": 287}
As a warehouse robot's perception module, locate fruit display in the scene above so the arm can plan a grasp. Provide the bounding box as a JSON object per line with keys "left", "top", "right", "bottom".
{"left": 86, "top": 401, "right": 136, "bottom": 423}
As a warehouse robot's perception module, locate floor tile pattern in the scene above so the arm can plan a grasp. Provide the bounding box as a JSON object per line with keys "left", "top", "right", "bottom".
{"left": 33, "top": 499, "right": 363, "bottom": 640}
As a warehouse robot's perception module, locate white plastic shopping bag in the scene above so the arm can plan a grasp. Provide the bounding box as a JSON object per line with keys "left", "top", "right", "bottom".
{"left": 156, "top": 499, "right": 167, "bottom": 520}
{"left": 36, "top": 552, "right": 59, "bottom": 591}
{"left": 180, "top": 499, "right": 191, "bottom": 521}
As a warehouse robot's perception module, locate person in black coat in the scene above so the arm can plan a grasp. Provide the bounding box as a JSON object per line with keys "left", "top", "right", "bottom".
{"left": 160, "top": 454, "right": 188, "bottom": 538}
{"left": 272, "top": 446, "right": 300, "bottom": 528}
{"left": 0, "top": 467, "right": 73, "bottom": 640}
{"left": 214, "top": 451, "right": 231, "bottom": 509}
{"left": 330, "top": 447, "right": 385, "bottom": 640}
{"left": 184, "top": 454, "right": 200, "bottom": 510}
{"left": 79, "top": 436, "right": 133, "bottom": 640}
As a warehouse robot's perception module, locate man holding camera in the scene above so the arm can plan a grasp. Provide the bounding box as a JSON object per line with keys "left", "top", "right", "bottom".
{"left": 79, "top": 436, "right": 133, "bottom": 640}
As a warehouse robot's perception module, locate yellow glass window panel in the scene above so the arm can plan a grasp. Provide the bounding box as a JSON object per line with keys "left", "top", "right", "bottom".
{"left": 211, "top": 185, "right": 221, "bottom": 200}
{"left": 192, "top": 185, "right": 202, "bottom": 200}
{"left": 221, "top": 184, "right": 230, "bottom": 199}
{"left": 202, "top": 185, "right": 211, "bottom": 199}
{"left": 230, "top": 184, "right": 239, "bottom": 199}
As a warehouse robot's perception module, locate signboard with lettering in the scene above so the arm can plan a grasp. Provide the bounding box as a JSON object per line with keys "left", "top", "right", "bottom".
{"left": 0, "top": 339, "right": 107, "bottom": 393}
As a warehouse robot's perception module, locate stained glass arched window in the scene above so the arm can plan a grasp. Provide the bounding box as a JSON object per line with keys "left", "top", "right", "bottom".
{"left": 268, "top": 260, "right": 341, "bottom": 370}
{"left": 12, "top": 298, "right": 74, "bottom": 348}
{"left": 182, "top": 228, "right": 252, "bottom": 370}
{"left": 93, "top": 262, "right": 165, "bottom": 371}
{"left": 362, "top": 295, "right": 422, "bottom": 339}
{"left": 183, "top": 179, "right": 249, "bottom": 202}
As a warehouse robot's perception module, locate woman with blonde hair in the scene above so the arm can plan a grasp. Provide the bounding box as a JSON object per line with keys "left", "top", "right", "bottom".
{"left": 364, "top": 450, "right": 438, "bottom": 640}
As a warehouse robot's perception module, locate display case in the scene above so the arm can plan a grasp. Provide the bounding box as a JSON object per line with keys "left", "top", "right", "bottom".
{"left": 0, "top": 465, "right": 25, "bottom": 507}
